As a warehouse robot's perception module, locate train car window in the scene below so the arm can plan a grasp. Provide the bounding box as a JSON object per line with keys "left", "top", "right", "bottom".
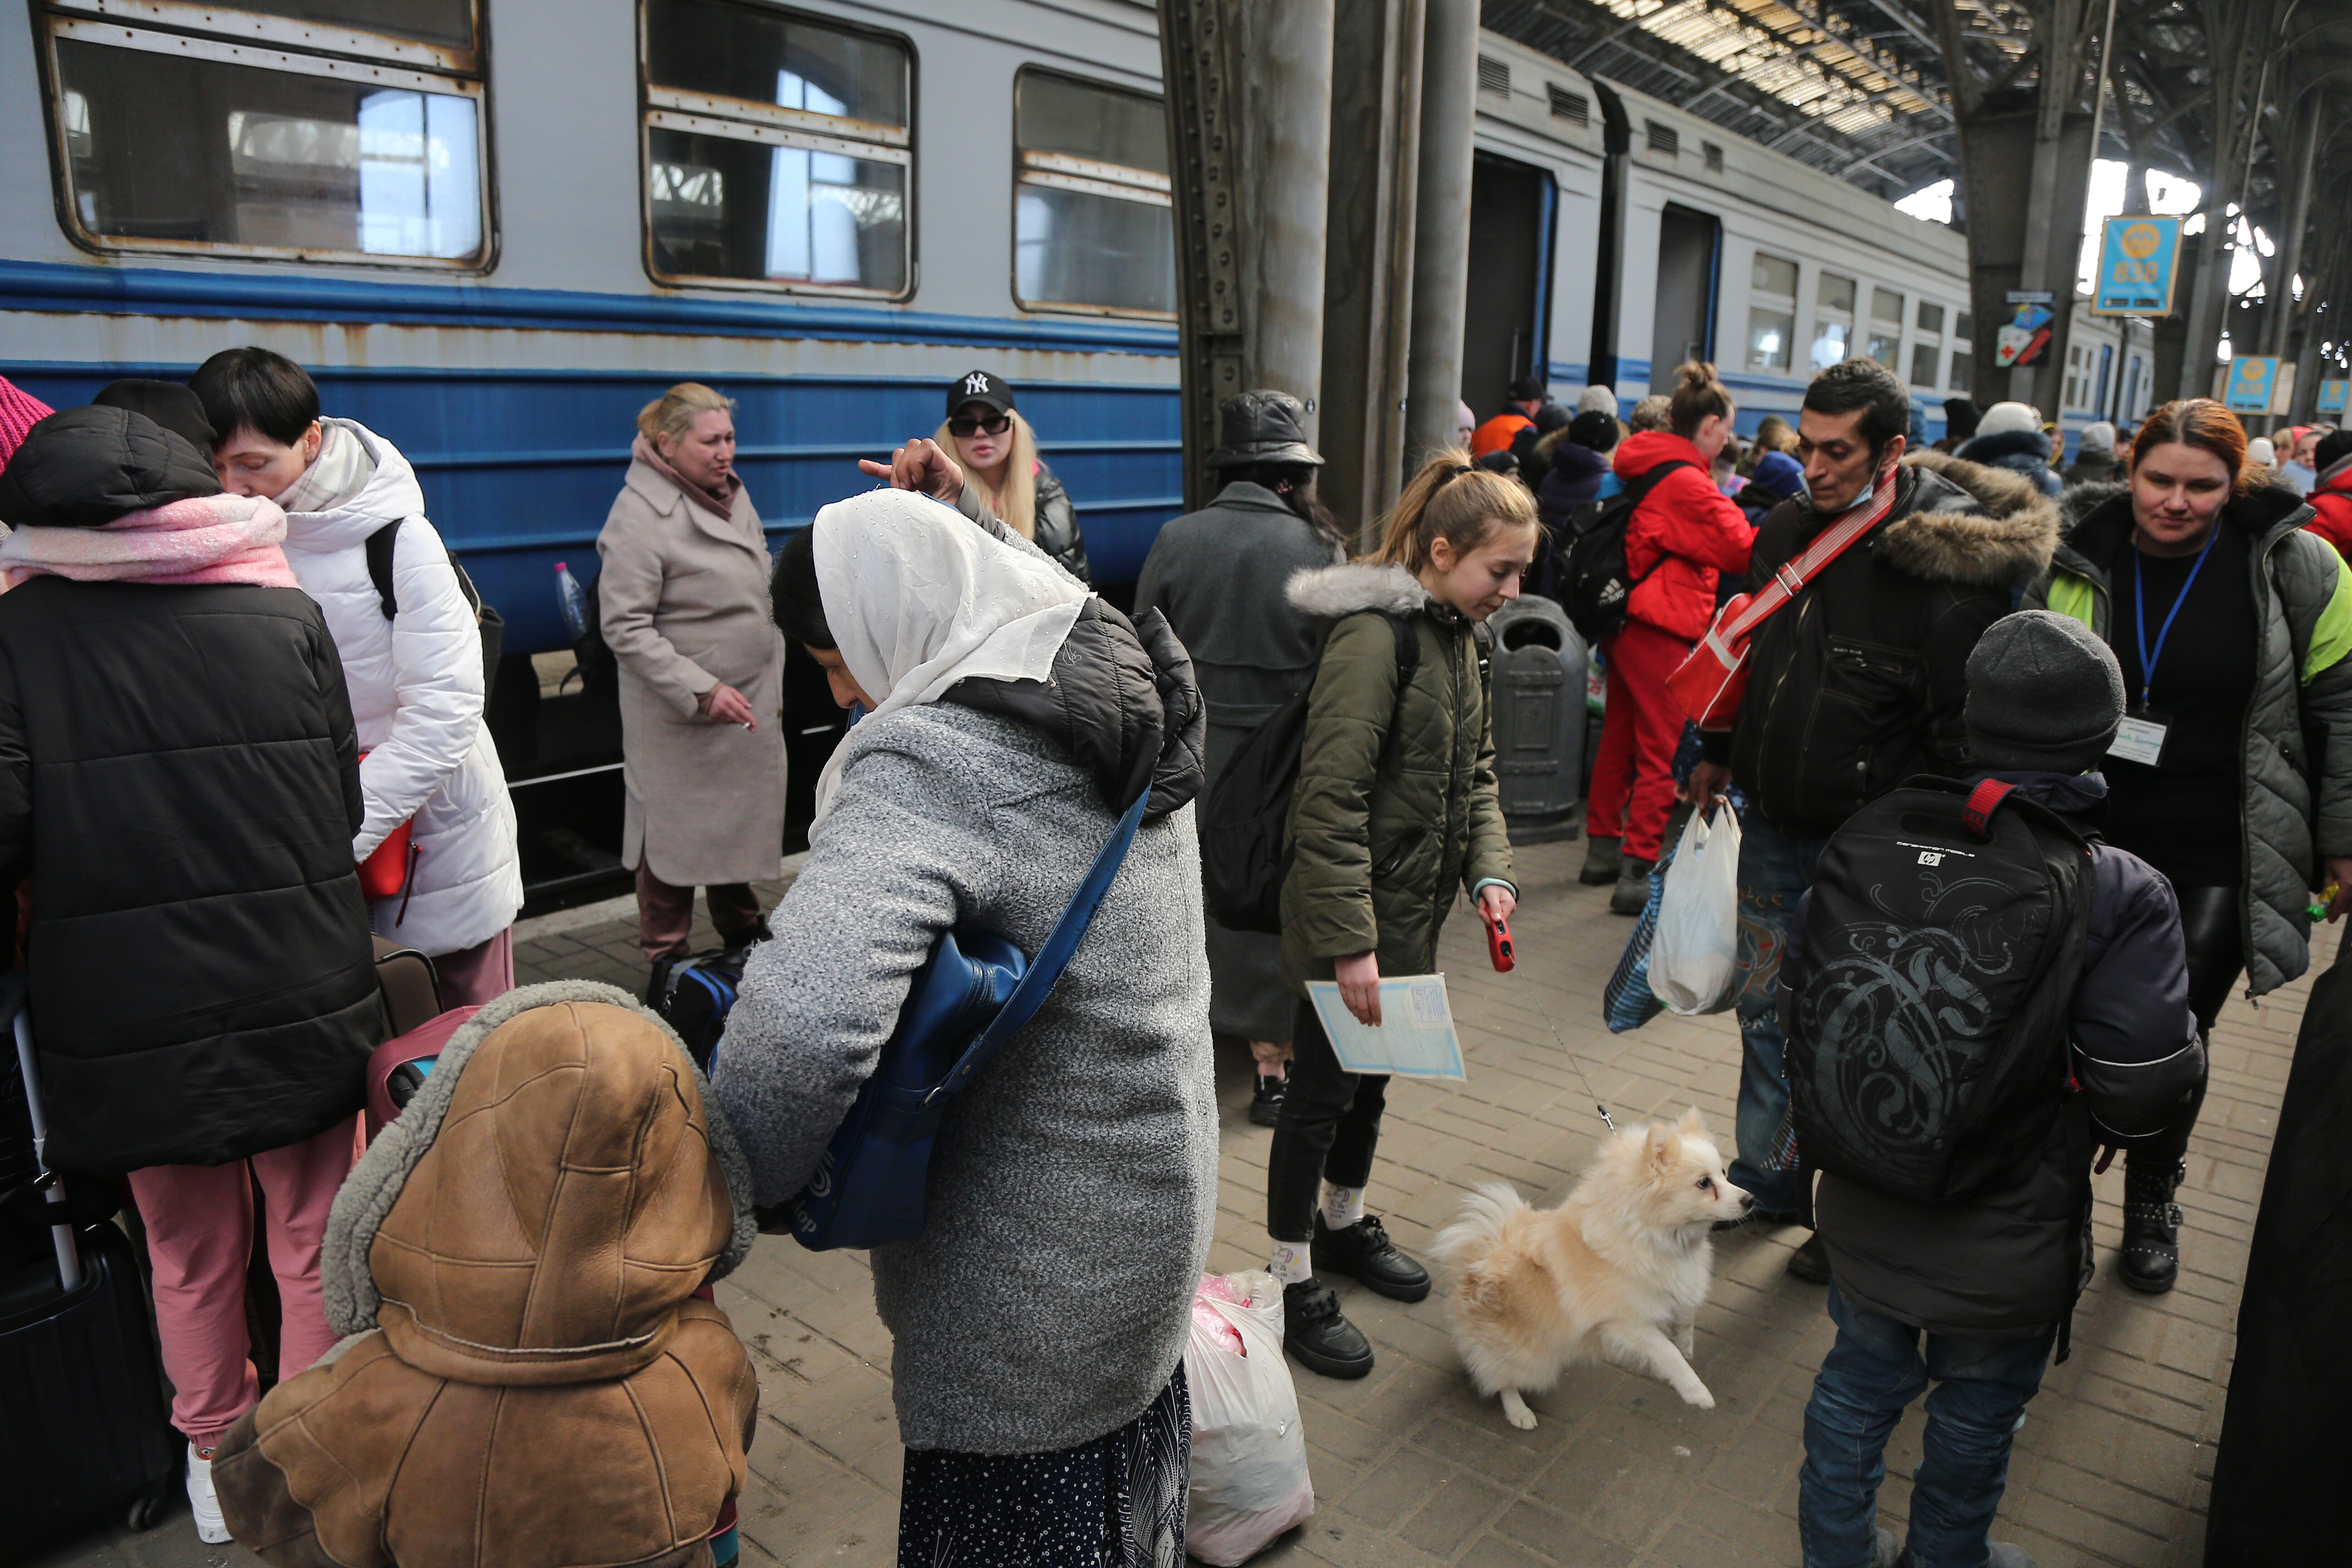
{"left": 1916, "top": 300, "right": 1945, "bottom": 335}
{"left": 1949, "top": 350, "right": 1975, "bottom": 390}
{"left": 1955, "top": 310, "right": 1974, "bottom": 340}
{"left": 1747, "top": 251, "right": 1797, "bottom": 373}
{"left": 1910, "top": 342, "right": 1940, "bottom": 388}
{"left": 641, "top": 0, "right": 911, "bottom": 296}
{"left": 1867, "top": 288, "right": 1903, "bottom": 368}
{"left": 36, "top": 0, "right": 488, "bottom": 266}
{"left": 1013, "top": 70, "right": 1174, "bottom": 317}
{"left": 1811, "top": 271, "right": 1856, "bottom": 371}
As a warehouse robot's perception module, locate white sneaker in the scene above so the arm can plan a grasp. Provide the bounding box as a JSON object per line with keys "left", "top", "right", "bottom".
{"left": 186, "top": 1441, "right": 230, "bottom": 1544}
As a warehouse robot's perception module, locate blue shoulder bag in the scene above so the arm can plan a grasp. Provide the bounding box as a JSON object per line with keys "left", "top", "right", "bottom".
{"left": 786, "top": 786, "right": 1152, "bottom": 1251}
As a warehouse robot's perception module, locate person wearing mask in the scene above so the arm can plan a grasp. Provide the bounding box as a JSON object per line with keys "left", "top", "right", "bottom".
{"left": 2279, "top": 426, "right": 2322, "bottom": 496}
{"left": 2302, "top": 427, "right": 2352, "bottom": 559}
{"left": 1582, "top": 363, "right": 1757, "bottom": 910}
{"left": 1470, "top": 374, "right": 1548, "bottom": 457}
{"left": 598, "top": 383, "right": 786, "bottom": 995}
{"left": 1958, "top": 401, "right": 2064, "bottom": 498}
{"left": 2064, "top": 420, "right": 2120, "bottom": 485}
{"left": 0, "top": 401, "right": 379, "bottom": 1546}
{"left": 193, "top": 349, "right": 522, "bottom": 1004}
{"left": 1268, "top": 453, "right": 1529, "bottom": 1380}
{"left": 937, "top": 368, "right": 1088, "bottom": 581}
{"left": 2027, "top": 398, "right": 2352, "bottom": 1294}
{"left": 718, "top": 468, "right": 1213, "bottom": 1567}
{"left": 1797, "top": 613, "right": 2203, "bottom": 1568}
{"left": 1135, "top": 391, "right": 1347, "bottom": 1127}
{"left": 1685, "top": 358, "right": 2064, "bottom": 1284}
{"left": 1739, "top": 448, "right": 1807, "bottom": 527}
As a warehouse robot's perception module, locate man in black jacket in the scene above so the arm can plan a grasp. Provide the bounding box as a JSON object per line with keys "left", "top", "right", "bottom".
{"left": 1686, "top": 360, "right": 2062, "bottom": 1278}
{"left": 1793, "top": 612, "right": 2201, "bottom": 1568}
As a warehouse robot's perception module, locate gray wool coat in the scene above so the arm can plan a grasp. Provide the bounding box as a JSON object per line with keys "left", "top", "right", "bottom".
{"left": 710, "top": 633, "right": 1217, "bottom": 1453}
{"left": 1134, "top": 481, "right": 1344, "bottom": 1039}
{"left": 597, "top": 457, "right": 786, "bottom": 887}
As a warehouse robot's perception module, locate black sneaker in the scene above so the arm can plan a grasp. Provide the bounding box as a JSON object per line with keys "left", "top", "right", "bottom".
{"left": 1787, "top": 1232, "right": 1832, "bottom": 1284}
{"left": 1248, "top": 1075, "right": 1286, "bottom": 1127}
{"left": 1283, "top": 1278, "right": 1374, "bottom": 1379}
{"left": 1312, "top": 1212, "right": 1431, "bottom": 1302}
{"left": 2118, "top": 1156, "right": 2185, "bottom": 1294}
{"left": 1580, "top": 836, "right": 1624, "bottom": 885}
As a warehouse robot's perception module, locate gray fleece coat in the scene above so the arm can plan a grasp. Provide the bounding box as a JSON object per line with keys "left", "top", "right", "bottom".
{"left": 711, "top": 595, "right": 1217, "bottom": 1454}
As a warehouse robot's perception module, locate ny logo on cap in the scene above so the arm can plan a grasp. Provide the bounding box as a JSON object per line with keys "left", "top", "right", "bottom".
{"left": 964, "top": 372, "right": 991, "bottom": 397}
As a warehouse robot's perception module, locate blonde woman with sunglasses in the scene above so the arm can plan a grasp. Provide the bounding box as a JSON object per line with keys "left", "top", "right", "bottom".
{"left": 936, "top": 368, "right": 1090, "bottom": 581}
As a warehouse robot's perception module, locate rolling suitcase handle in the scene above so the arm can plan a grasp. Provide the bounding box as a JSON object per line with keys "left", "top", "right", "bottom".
{"left": 9, "top": 986, "right": 81, "bottom": 1292}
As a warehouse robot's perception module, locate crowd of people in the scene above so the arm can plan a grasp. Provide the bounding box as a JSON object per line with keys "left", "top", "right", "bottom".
{"left": 0, "top": 336, "right": 2347, "bottom": 1568}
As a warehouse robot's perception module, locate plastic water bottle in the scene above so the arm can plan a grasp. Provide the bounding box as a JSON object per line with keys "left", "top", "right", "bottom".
{"left": 553, "top": 560, "right": 589, "bottom": 641}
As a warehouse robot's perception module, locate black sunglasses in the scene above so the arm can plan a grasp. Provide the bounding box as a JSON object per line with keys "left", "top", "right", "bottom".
{"left": 948, "top": 412, "right": 1012, "bottom": 437}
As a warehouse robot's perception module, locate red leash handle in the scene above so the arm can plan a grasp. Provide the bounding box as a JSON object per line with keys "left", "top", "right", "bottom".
{"left": 1483, "top": 909, "right": 1514, "bottom": 972}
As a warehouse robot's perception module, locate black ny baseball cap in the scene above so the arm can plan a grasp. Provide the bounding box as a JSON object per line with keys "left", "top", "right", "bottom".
{"left": 946, "top": 369, "right": 1015, "bottom": 418}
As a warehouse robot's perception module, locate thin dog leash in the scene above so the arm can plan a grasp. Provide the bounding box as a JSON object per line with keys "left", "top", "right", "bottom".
{"left": 1541, "top": 1017, "right": 1617, "bottom": 1133}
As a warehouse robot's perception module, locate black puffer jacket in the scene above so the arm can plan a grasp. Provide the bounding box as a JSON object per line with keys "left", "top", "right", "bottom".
{"left": 1707, "top": 452, "right": 2063, "bottom": 837}
{"left": 0, "top": 416, "right": 379, "bottom": 1176}
{"left": 1807, "top": 772, "right": 2204, "bottom": 1339}
{"left": 1956, "top": 426, "right": 2064, "bottom": 499}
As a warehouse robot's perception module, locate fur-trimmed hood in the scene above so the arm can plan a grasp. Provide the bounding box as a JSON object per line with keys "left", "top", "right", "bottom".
{"left": 1873, "top": 451, "right": 2063, "bottom": 589}
{"left": 1285, "top": 559, "right": 1434, "bottom": 619}
{"left": 323, "top": 980, "right": 759, "bottom": 1383}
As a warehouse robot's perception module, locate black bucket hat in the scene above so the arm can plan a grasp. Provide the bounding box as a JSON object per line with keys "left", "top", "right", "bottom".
{"left": 946, "top": 369, "right": 1015, "bottom": 418}
{"left": 1206, "top": 390, "right": 1323, "bottom": 469}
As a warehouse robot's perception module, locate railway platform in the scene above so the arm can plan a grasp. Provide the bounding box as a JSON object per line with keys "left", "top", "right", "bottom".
{"left": 29, "top": 837, "right": 2323, "bottom": 1568}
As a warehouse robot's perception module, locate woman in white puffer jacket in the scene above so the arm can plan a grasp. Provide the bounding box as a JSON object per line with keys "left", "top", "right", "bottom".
{"left": 196, "top": 349, "right": 523, "bottom": 1003}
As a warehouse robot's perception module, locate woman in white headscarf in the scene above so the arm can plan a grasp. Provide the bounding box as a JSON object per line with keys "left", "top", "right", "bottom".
{"left": 712, "top": 466, "right": 1217, "bottom": 1565}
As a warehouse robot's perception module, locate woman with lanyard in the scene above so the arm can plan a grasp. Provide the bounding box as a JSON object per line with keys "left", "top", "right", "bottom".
{"left": 2031, "top": 398, "right": 2352, "bottom": 1294}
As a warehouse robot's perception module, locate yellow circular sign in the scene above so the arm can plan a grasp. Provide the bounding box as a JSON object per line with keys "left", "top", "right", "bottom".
{"left": 2234, "top": 360, "right": 2265, "bottom": 388}
{"left": 2119, "top": 221, "right": 2163, "bottom": 260}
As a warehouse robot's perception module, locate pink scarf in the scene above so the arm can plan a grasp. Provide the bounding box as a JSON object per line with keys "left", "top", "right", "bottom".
{"left": 632, "top": 434, "right": 742, "bottom": 522}
{"left": 0, "top": 493, "right": 300, "bottom": 589}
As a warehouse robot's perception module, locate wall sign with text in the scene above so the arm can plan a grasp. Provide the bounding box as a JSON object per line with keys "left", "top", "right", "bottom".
{"left": 2092, "top": 216, "right": 2182, "bottom": 317}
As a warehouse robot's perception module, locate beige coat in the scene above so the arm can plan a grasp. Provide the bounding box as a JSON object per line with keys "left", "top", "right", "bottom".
{"left": 598, "top": 457, "right": 785, "bottom": 886}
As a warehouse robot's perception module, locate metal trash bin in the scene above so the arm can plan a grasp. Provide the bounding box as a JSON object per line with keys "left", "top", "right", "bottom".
{"left": 1486, "top": 594, "right": 1588, "bottom": 843}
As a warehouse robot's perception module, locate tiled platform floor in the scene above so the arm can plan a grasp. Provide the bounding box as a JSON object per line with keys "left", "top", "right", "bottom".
{"left": 35, "top": 839, "right": 2330, "bottom": 1568}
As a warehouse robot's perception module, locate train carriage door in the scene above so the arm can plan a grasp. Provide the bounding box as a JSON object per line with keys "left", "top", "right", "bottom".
{"left": 1648, "top": 204, "right": 1720, "bottom": 391}
{"left": 1461, "top": 151, "right": 1557, "bottom": 416}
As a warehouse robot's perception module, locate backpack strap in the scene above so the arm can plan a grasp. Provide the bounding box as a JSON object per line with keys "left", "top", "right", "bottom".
{"left": 1382, "top": 611, "right": 1421, "bottom": 769}
{"left": 364, "top": 519, "right": 402, "bottom": 619}
{"left": 1962, "top": 778, "right": 2016, "bottom": 838}
{"left": 928, "top": 784, "right": 1152, "bottom": 1103}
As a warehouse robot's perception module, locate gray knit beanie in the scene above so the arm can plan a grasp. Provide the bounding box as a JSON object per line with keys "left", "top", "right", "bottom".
{"left": 1964, "top": 611, "right": 2126, "bottom": 773}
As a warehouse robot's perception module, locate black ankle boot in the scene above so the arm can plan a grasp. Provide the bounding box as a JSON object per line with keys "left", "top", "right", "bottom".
{"left": 2119, "top": 1156, "right": 2185, "bottom": 1294}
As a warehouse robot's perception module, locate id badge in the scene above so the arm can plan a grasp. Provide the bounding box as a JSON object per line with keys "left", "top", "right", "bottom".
{"left": 2108, "top": 711, "right": 2169, "bottom": 767}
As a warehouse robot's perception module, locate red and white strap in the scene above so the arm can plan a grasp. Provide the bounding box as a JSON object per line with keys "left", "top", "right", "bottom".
{"left": 1718, "top": 473, "right": 1902, "bottom": 644}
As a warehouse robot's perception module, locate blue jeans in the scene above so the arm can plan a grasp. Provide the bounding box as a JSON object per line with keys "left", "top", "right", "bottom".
{"left": 1729, "top": 809, "right": 1829, "bottom": 1216}
{"left": 1800, "top": 1288, "right": 2055, "bottom": 1568}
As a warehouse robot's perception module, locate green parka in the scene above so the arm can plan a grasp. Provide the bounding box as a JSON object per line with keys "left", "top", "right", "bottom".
{"left": 2027, "top": 480, "right": 2352, "bottom": 995}
{"left": 1279, "top": 562, "right": 1515, "bottom": 996}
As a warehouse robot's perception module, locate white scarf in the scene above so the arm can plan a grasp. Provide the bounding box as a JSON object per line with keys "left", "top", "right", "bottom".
{"left": 808, "top": 489, "right": 1088, "bottom": 828}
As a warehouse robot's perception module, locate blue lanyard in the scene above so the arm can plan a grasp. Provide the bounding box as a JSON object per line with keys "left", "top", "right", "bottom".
{"left": 2130, "top": 527, "right": 2219, "bottom": 710}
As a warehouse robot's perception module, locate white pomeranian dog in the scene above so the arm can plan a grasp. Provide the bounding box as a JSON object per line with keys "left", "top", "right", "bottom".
{"left": 1432, "top": 1108, "right": 1751, "bottom": 1429}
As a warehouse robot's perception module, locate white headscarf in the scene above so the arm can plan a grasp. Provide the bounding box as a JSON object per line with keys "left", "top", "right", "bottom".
{"left": 808, "top": 488, "right": 1088, "bottom": 828}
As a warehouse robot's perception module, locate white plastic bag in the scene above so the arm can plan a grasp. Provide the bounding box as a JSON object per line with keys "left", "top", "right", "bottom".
{"left": 1647, "top": 802, "right": 1742, "bottom": 1015}
{"left": 1183, "top": 1271, "right": 1315, "bottom": 1564}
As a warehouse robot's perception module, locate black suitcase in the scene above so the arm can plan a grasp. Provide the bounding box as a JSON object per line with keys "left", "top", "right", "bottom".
{"left": 0, "top": 980, "right": 178, "bottom": 1545}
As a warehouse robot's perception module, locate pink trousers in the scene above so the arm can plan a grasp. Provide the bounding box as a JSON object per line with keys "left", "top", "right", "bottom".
{"left": 431, "top": 926, "right": 514, "bottom": 1007}
{"left": 126, "top": 1118, "right": 356, "bottom": 1446}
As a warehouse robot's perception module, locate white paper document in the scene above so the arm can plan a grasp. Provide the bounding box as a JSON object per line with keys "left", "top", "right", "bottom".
{"left": 1305, "top": 974, "right": 1466, "bottom": 1080}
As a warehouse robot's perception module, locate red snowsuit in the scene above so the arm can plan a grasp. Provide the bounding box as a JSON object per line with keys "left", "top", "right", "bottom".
{"left": 2306, "top": 459, "right": 2352, "bottom": 561}
{"left": 1588, "top": 431, "right": 1758, "bottom": 862}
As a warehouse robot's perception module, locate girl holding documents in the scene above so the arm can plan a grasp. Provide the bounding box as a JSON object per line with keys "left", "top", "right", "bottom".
{"left": 1267, "top": 452, "right": 1534, "bottom": 1380}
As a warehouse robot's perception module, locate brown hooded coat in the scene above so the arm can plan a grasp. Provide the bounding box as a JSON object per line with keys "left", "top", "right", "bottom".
{"left": 212, "top": 984, "right": 762, "bottom": 1568}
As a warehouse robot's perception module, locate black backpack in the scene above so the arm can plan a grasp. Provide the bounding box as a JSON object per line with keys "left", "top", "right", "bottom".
{"left": 363, "top": 519, "right": 506, "bottom": 703}
{"left": 1558, "top": 461, "right": 1689, "bottom": 644}
{"left": 1783, "top": 777, "right": 2094, "bottom": 1205}
{"left": 1200, "top": 612, "right": 1418, "bottom": 935}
